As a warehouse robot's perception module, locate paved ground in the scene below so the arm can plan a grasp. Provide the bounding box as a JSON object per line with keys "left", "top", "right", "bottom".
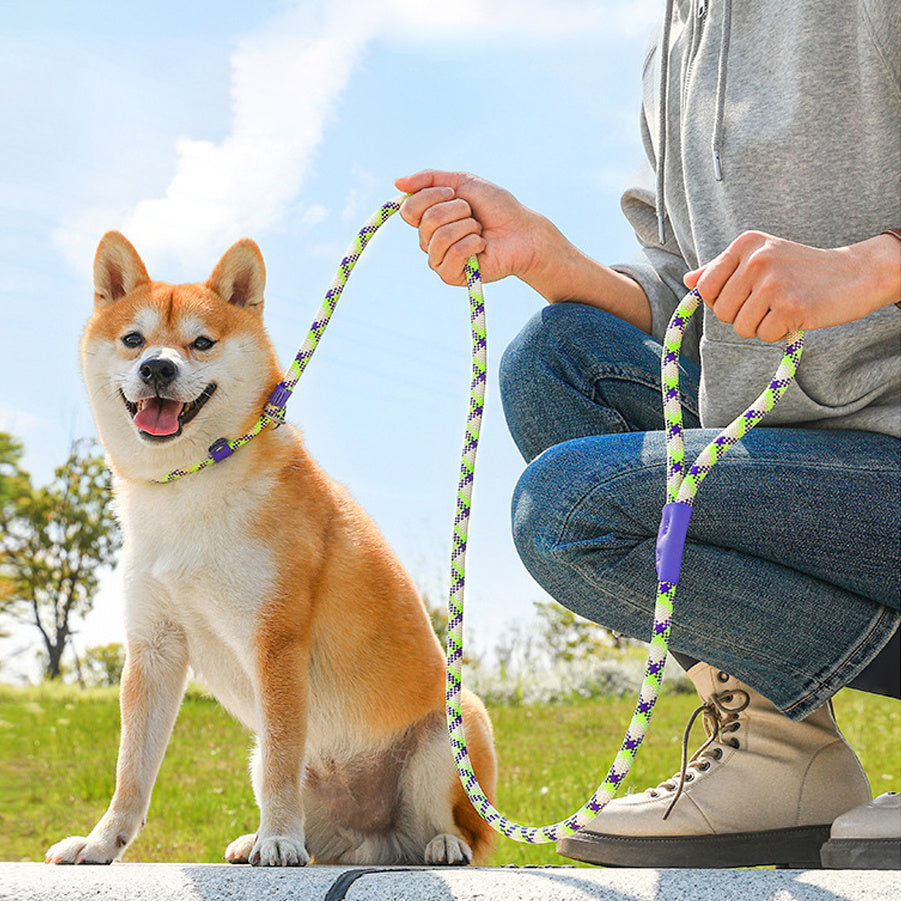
{"left": 2, "top": 863, "right": 899, "bottom": 901}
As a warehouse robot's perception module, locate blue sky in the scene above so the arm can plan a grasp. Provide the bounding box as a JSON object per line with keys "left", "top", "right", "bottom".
{"left": 1, "top": 0, "right": 660, "bottom": 676}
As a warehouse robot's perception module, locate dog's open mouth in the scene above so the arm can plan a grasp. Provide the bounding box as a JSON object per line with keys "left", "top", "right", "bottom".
{"left": 121, "top": 385, "right": 217, "bottom": 440}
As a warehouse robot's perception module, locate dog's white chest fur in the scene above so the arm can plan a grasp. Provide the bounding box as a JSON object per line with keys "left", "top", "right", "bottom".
{"left": 118, "top": 475, "right": 275, "bottom": 725}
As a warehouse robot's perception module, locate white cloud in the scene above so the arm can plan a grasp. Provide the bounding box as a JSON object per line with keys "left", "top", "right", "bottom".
{"left": 56, "top": 0, "right": 658, "bottom": 271}
{"left": 119, "top": 7, "right": 368, "bottom": 267}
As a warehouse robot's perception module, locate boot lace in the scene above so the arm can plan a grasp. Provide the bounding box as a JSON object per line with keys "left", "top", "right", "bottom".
{"left": 659, "top": 676, "right": 750, "bottom": 820}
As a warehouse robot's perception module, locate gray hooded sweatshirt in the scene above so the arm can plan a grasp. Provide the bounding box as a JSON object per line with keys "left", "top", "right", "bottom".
{"left": 614, "top": 0, "right": 900, "bottom": 437}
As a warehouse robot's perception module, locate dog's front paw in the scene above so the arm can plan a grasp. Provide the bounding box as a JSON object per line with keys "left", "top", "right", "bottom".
{"left": 45, "top": 833, "right": 126, "bottom": 865}
{"left": 424, "top": 833, "right": 473, "bottom": 866}
{"left": 225, "top": 832, "right": 257, "bottom": 864}
{"left": 248, "top": 833, "right": 310, "bottom": 867}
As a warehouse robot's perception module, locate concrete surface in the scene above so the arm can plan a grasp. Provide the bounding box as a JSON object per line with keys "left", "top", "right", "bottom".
{"left": 1, "top": 863, "right": 899, "bottom": 901}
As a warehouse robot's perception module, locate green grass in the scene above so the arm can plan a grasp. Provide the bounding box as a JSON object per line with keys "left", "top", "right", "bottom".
{"left": 0, "top": 682, "right": 897, "bottom": 867}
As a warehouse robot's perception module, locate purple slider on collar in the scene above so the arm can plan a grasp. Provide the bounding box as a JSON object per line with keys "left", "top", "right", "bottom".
{"left": 209, "top": 437, "right": 234, "bottom": 462}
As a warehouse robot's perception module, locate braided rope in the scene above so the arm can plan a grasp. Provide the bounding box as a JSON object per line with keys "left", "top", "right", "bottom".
{"left": 662, "top": 290, "right": 805, "bottom": 505}
{"left": 150, "top": 197, "right": 804, "bottom": 845}
{"left": 154, "top": 198, "right": 406, "bottom": 484}
{"left": 445, "top": 287, "right": 804, "bottom": 843}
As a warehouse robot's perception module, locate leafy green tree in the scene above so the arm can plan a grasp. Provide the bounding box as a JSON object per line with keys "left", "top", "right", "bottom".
{"left": 0, "top": 432, "right": 30, "bottom": 510}
{"left": 533, "top": 599, "right": 628, "bottom": 663}
{"left": 81, "top": 642, "right": 126, "bottom": 687}
{"left": 0, "top": 432, "right": 33, "bottom": 611}
{"left": 1, "top": 438, "right": 120, "bottom": 679}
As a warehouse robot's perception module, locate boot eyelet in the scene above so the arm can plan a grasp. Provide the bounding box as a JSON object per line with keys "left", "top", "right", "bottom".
{"left": 685, "top": 774, "right": 694, "bottom": 782}
{"left": 728, "top": 738, "right": 740, "bottom": 749}
{"left": 697, "top": 761, "right": 711, "bottom": 771}
{"left": 649, "top": 790, "right": 659, "bottom": 798}
{"left": 711, "top": 748, "right": 723, "bottom": 760}
{"left": 716, "top": 671, "right": 730, "bottom": 683}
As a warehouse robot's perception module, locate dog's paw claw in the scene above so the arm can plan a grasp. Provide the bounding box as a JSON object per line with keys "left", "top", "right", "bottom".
{"left": 45, "top": 836, "right": 117, "bottom": 866}
{"left": 424, "top": 833, "right": 473, "bottom": 866}
{"left": 225, "top": 833, "right": 257, "bottom": 864}
{"left": 248, "top": 834, "right": 310, "bottom": 867}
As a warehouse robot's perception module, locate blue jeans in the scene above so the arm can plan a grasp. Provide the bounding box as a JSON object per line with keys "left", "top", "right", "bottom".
{"left": 500, "top": 303, "right": 901, "bottom": 719}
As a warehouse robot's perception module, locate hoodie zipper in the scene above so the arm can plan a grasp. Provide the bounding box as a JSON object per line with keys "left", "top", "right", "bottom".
{"left": 681, "top": 1, "right": 708, "bottom": 122}
{"left": 656, "top": 0, "right": 716, "bottom": 244}
{"left": 685, "top": 0, "right": 730, "bottom": 182}
{"left": 711, "top": 0, "right": 733, "bottom": 181}
{"left": 657, "top": 0, "right": 732, "bottom": 243}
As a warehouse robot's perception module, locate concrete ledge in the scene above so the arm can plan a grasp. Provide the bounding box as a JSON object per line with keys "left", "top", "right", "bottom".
{"left": 2, "top": 862, "right": 899, "bottom": 901}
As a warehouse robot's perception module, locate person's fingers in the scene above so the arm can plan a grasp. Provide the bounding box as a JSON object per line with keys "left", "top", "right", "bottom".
{"left": 755, "top": 308, "right": 791, "bottom": 344}
{"left": 729, "top": 291, "right": 771, "bottom": 339}
{"left": 694, "top": 246, "right": 742, "bottom": 310}
{"left": 394, "top": 171, "right": 435, "bottom": 193}
{"left": 433, "top": 233, "right": 487, "bottom": 286}
{"left": 425, "top": 212, "right": 481, "bottom": 269}
{"left": 395, "top": 169, "right": 461, "bottom": 193}
{"left": 398, "top": 186, "right": 454, "bottom": 228}
{"left": 395, "top": 169, "right": 475, "bottom": 202}
{"left": 419, "top": 196, "right": 478, "bottom": 247}
{"left": 709, "top": 276, "right": 752, "bottom": 326}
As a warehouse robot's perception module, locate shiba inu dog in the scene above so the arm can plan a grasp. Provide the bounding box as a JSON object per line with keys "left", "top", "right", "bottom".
{"left": 46, "top": 232, "right": 496, "bottom": 867}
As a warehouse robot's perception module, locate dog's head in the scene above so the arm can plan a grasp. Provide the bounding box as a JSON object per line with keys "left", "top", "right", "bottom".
{"left": 81, "top": 232, "right": 282, "bottom": 481}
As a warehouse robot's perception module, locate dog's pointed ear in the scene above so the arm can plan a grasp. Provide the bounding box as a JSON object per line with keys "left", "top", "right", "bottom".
{"left": 93, "top": 232, "right": 151, "bottom": 308}
{"left": 206, "top": 239, "right": 266, "bottom": 314}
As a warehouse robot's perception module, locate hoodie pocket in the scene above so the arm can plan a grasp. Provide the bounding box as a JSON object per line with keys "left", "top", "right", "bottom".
{"left": 698, "top": 328, "right": 899, "bottom": 434}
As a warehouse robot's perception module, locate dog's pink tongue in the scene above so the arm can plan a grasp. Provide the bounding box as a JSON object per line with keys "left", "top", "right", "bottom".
{"left": 134, "top": 399, "right": 183, "bottom": 436}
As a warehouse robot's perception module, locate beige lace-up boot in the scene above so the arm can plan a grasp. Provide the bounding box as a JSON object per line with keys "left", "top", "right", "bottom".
{"left": 557, "top": 662, "right": 871, "bottom": 868}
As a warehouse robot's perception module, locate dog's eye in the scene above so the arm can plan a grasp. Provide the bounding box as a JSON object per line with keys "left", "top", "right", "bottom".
{"left": 192, "top": 336, "right": 216, "bottom": 351}
{"left": 122, "top": 332, "right": 144, "bottom": 349}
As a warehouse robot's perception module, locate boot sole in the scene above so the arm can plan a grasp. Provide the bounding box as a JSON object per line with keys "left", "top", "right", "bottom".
{"left": 556, "top": 824, "right": 831, "bottom": 869}
{"left": 820, "top": 837, "right": 901, "bottom": 870}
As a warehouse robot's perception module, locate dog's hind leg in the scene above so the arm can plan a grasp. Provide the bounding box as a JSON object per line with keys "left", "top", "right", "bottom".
{"left": 398, "top": 725, "right": 476, "bottom": 865}
{"left": 398, "top": 694, "right": 497, "bottom": 866}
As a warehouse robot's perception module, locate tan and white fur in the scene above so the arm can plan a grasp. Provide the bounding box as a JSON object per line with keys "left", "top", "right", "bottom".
{"left": 46, "top": 232, "right": 496, "bottom": 867}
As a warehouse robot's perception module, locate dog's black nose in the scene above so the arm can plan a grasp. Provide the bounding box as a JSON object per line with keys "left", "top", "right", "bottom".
{"left": 139, "top": 358, "right": 178, "bottom": 388}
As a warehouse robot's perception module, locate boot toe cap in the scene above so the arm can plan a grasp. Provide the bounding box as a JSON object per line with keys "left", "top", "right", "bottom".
{"left": 829, "top": 792, "right": 901, "bottom": 841}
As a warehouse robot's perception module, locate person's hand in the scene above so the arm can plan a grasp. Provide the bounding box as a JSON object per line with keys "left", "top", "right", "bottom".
{"left": 395, "top": 169, "right": 653, "bottom": 331}
{"left": 394, "top": 170, "right": 546, "bottom": 287}
{"left": 684, "top": 230, "right": 901, "bottom": 342}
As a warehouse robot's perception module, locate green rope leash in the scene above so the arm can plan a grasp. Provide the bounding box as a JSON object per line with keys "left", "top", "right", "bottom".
{"left": 153, "top": 200, "right": 403, "bottom": 483}
{"left": 443, "top": 289, "right": 804, "bottom": 843}
{"left": 151, "top": 197, "right": 804, "bottom": 846}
